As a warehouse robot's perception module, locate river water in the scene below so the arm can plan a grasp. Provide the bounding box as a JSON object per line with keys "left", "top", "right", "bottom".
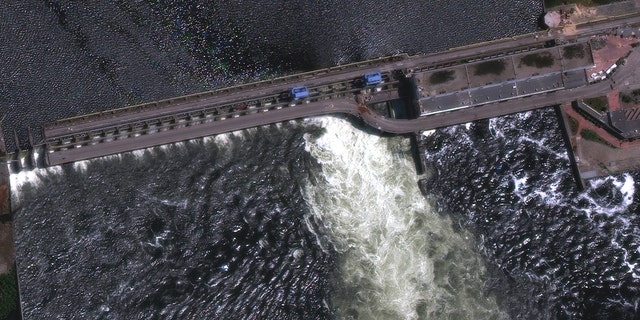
{"left": 420, "top": 112, "right": 640, "bottom": 319}
{"left": 7, "top": 1, "right": 640, "bottom": 319}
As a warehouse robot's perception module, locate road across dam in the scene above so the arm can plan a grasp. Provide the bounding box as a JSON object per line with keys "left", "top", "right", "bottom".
{"left": 37, "top": 13, "right": 640, "bottom": 166}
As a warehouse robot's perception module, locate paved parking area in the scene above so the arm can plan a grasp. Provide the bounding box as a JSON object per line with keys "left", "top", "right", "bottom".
{"left": 420, "top": 73, "right": 566, "bottom": 114}
{"left": 516, "top": 73, "right": 563, "bottom": 95}
{"left": 418, "top": 42, "right": 595, "bottom": 115}
{"left": 564, "top": 69, "right": 589, "bottom": 89}
{"left": 469, "top": 82, "right": 518, "bottom": 104}
{"left": 420, "top": 91, "right": 471, "bottom": 113}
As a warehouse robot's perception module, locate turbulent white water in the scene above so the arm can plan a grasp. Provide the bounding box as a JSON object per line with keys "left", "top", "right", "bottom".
{"left": 9, "top": 167, "right": 56, "bottom": 207}
{"left": 14, "top": 115, "right": 638, "bottom": 319}
{"left": 302, "top": 117, "right": 507, "bottom": 319}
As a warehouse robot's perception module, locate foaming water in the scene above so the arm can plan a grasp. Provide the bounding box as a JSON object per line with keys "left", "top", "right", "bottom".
{"left": 584, "top": 174, "right": 636, "bottom": 213}
{"left": 10, "top": 167, "right": 62, "bottom": 208}
{"left": 303, "top": 117, "right": 507, "bottom": 319}
{"left": 420, "top": 108, "right": 640, "bottom": 319}
{"left": 12, "top": 123, "right": 334, "bottom": 319}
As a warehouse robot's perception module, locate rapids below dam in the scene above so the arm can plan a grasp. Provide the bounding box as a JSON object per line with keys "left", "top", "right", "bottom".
{"left": 5, "top": 1, "right": 640, "bottom": 319}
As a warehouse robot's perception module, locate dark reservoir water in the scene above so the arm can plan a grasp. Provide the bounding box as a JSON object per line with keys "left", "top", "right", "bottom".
{"left": 7, "top": 1, "right": 640, "bottom": 319}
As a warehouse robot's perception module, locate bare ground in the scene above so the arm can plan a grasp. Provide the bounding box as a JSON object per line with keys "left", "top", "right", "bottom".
{"left": 0, "top": 221, "right": 14, "bottom": 275}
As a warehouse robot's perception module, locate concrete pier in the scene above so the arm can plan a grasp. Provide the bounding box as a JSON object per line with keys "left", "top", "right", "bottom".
{"left": 555, "top": 105, "right": 586, "bottom": 190}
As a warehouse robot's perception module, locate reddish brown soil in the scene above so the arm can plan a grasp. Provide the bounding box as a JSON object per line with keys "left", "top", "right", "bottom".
{"left": 0, "top": 184, "right": 9, "bottom": 215}
{"left": 607, "top": 91, "right": 621, "bottom": 111}
{"left": 0, "top": 182, "right": 13, "bottom": 275}
{"left": 588, "top": 35, "right": 639, "bottom": 79}
{"left": 0, "top": 222, "right": 14, "bottom": 275}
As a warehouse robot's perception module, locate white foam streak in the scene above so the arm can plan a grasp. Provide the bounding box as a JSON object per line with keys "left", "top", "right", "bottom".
{"left": 10, "top": 166, "right": 60, "bottom": 206}
{"left": 581, "top": 174, "right": 636, "bottom": 218}
{"left": 73, "top": 160, "right": 89, "bottom": 173}
{"left": 518, "top": 136, "right": 568, "bottom": 160}
{"left": 303, "top": 117, "right": 505, "bottom": 319}
{"left": 489, "top": 118, "right": 505, "bottom": 139}
{"left": 421, "top": 129, "right": 435, "bottom": 137}
{"left": 613, "top": 173, "right": 635, "bottom": 207}
{"left": 511, "top": 170, "right": 569, "bottom": 207}
{"left": 511, "top": 174, "right": 528, "bottom": 194}
{"left": 9, "top": 128, "right": 247, "bottom": 207}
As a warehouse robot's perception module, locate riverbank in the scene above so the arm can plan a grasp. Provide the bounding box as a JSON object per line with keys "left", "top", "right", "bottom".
{"left": 0, "top": 124, "right": 13, "bottom": 274}
{"left": 545, "top": 0, "right": 627, "bottom": 9}
{"left": 0, "top": 222, "right": 17, "bottom": 320}
{"left": 0, "top": 124, "right": 17, "bottom": 319}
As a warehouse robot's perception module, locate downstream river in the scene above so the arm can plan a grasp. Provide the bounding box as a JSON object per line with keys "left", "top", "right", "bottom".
{"left": 5, "top": 1, "right": 640, "bottom": 319}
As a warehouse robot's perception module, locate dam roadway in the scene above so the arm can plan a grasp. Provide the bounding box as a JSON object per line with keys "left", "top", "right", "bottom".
{"left": 41, "top": 13, "right": 640, "bottom": 166}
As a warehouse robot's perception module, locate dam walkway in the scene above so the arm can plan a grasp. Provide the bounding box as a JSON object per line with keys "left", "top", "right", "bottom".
{"left": 38, "top": 13, "right": 640, "bottom": 166}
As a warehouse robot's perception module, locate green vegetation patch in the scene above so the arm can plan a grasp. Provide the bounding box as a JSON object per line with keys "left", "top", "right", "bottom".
{"left": 0, "top": 267, "right": 19, "bottom": 319}
{"left": 473, "top": 60, "right": 506, "bottom": 76}
{"left": 568, "top": 116, "right": 579, "bottom": 134}
{"left": 621, "top": 90, "right": 640, "bottom": 104}
{"left": 621, "top": 94, "right": 634, "bottom": 104}
{"left": 583, "top": 96, "right": 608, "bottom": 113}
{"left": 429, "top": 70, "right": 456, "bottom": 85}
{"left": 562, "top": 44, "right": 585, "bottom": 59}
{"left": 581, "top": 129, "right": 611, "bottom": 146}
{"left": 590, "top": 38, "right": 607, "bottom": 51}
{"left": 520, "top": 52, "right": 555, "bottom": 68}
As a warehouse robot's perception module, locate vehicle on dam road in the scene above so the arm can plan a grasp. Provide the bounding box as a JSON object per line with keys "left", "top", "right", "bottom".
{"left": 290, "top": 85, "right": 309, "bottom": 100}
{"left": 364, "top": 71, "right": 382, "bottom": 86}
